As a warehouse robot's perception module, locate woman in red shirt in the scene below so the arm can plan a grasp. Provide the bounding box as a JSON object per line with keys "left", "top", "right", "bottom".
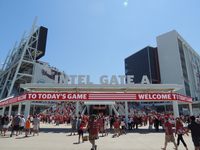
{"left": 175, "top": 118, "right": 188, "bottom": 150}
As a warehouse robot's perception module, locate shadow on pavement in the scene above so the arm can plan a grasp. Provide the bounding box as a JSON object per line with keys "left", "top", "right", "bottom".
{"left": 0, "top": 136, "right": 10, "bottom": 138}
{"left": 15, "top": 136, "right": 34, "bottom": 139}
{"left": 39, "top": 127, "right": 164, "bottom": 134}
{"left": 126, "top": 128, "right": 164, "bottom": 134}
{"left": 40, "top": 128, "right": 71, "bottom": 133}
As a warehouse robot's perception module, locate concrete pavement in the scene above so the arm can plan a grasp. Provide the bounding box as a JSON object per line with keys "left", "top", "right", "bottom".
{"left": 0, "top": 123, "right": 194, "bottom": 150}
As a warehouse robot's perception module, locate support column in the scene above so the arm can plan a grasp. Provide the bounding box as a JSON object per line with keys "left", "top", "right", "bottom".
{"left": 164, "top": 105, "right": 167, "bottom": 112}
{"left": 189, "top": 103, "right": 193, "bottom": 116}
{"left": 109, "top": 105, "right": 113, "bottom": 115}
{"left": 112, "top": 105, "right": 119, "bottom": 116}
{"left": 1, "top": 106, "right": 5, "bottom": 116}
{"left": 24, "top": 101, "right": 31, "bottom": 120}
{"left": 172, "top": 101, "right": 179, "bottom": 118}
{"left": 87, "top": 105, "right": 90, "bottom": 115}
{"left": 125, "top": 101, "right": 129, "bottom": 123}
{"left": 8, "top": 104, "right": 12, "bottom": 117}
{"left": 81, "top": 106, "right": 86, "bottom": 116}
{"left": 17, "top": 103, "right": 22, "bottom": 115}
{"left": 75, "top": 101, "right": 80, "bottom": 116}
{"left": 33, "top": 104, "right": 35, "bottom": 115}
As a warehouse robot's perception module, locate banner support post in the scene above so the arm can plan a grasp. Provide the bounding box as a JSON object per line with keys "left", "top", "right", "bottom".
{"left": 125, "top": 101, "right": 128, "bottom": 123}
{"left": 172, "top": 101, "right": 179, "bottom": 118}
{"left": 17, "top": 102, "right": 22, "bottom": 115}
{"left": 189, "top": 103, "right": 193, "bottom": 116}
{"left": 24, "top": 101, "right": 31, "bottom": 119}
{"left": 8, "top": 104, "right": 12, "bottom": 117}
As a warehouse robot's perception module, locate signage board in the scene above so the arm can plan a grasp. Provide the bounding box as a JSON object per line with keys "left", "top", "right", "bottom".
{"left": 0, "top": 92, "right": 192, "bottom": 107}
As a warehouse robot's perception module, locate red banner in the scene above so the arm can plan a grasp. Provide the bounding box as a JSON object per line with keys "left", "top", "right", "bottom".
{"left": 0, "top": 94, "right": 27, "bottom": 107}
{"left": 136, "top": 93, "right": 192, "bottom": 103}
{"left": 0, "top": 92, "right": 192, "bottom": 107}
{"left": 26, "top": 93, "right": 89, "bottom": 100}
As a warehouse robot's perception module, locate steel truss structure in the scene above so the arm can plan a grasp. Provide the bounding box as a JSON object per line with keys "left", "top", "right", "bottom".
{"left": 0, "top": 20, "right": 47, "bottom": 99}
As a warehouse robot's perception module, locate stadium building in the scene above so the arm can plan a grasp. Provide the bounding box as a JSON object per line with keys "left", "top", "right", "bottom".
{"left": 125, "top": 30, "right": 200, "bottom": 115}
{"left": 0, "top": 23, "right": 193, "bottom": 119}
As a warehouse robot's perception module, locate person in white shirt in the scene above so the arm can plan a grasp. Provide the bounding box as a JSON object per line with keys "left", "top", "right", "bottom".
{"left": 19, "top": 115, "right": 25, "bottom": 135}
{"left": 120, "top": 119, "right": 126, "bottom": 135}
{"left": 32, "top": 115, "right": 40, "bottom": 136}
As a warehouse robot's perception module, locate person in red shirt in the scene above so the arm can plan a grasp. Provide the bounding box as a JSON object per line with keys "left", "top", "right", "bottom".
{"left": 162, "top": 118, "right": 177, "bottom": 150}
{"left": 77, "top": 120, "right": 85, "bottom": 143}
{"left": 87, "top": 115, "right": 99, "bottom": 150}
{"left": 25, "top": 118, "right": 31, "bottom": 137}
{"left": 98, "top": 116, "right": 105, "bottom": 137}
{"left": 148, "top": 115, "right": 154, "bottom": 130}
{"left": 175, "top": 117, "right": 188, "bottom": 150}
{"left": 112, "top": 118, "right": 121, "bottom": 138}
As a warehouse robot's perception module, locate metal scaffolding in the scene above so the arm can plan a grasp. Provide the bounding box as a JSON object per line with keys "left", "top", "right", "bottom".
{"left": 0, "top": 19, "right": 47, "bottom": 100}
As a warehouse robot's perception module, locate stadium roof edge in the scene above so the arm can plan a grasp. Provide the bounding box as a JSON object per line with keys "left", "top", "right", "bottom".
{"left": 20, "top": 83, "right": 183, "bottom": 93}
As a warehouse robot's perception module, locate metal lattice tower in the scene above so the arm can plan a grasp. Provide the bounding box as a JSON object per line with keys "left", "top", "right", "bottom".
{"left": 0, "top": 19, "right": 48, "bottom": 99}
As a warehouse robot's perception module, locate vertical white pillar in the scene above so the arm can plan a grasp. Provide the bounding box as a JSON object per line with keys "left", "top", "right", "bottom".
{"left": 75, "top": 101, "right": 80, "bottom": 116}
{"left": 81, "top": 106, "right": 87, "bottom": 116}
{"left": 125, "top": 101, "right": 129, "bottom": 123}
{"left": 24, "top": 101, "right": 31, "bottom": 120}
{"left": 172, "top": 101, "right": 179, "bottom": 118}
{"left": 1, "top": 106, "right": 5, "bottom": 116}
{"left": 8, "top": 104, "right": 12, "bottom": 117}
{"left": 189, "top": 103, "right": 193, "bottom": 116}
{"left": 17, "top": 103, "right": 22, "bottom": 115}
{"left": 112, "top": 105, "right": 119, "bottom": 116}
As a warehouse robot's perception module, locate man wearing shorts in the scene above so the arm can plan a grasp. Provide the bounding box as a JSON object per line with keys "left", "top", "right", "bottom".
{"left": 162, "top": 118, "right": 177, "bottom": 150}
{"left": 10, "top": 115, "right": 21, "bottom": 137}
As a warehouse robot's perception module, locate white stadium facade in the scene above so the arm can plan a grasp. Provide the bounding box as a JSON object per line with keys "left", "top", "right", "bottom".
{"left": 125, "top": 30, "right": 200, "bottom": 115}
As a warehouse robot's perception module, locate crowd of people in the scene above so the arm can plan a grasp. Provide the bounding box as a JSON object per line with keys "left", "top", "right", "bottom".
{"left": 66, "top": 113, "right": 200, "bottom": 150}
{"left": 1, "top": 107, "right": 200, "bottom": 150}
{"left": 39, "top": 102, "right": 84, "bottom": 125}
{"left": 0, "top": 114, "right": 40, "bottom": 137}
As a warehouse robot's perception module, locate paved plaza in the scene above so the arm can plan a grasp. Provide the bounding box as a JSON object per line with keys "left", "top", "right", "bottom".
{"left": 0, "top": 123, "right": 195, "bottom": 150}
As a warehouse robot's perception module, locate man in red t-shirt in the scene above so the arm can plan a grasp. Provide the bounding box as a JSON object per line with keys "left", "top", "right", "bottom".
{"left": 162, "top": 118, "right": 177, "bottom": 150}
{"left": 88, "top": 115, "right": 99, "bottom": 150}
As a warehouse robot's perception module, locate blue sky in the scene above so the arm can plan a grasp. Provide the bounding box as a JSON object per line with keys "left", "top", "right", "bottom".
{"left": 0, "top": 0, "right": 200, "bottom": 82}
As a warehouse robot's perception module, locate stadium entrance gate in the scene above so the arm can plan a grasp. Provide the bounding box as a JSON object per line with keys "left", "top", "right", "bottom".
{"left": 0, "top": 84, "right": 193, "bottom": 122}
